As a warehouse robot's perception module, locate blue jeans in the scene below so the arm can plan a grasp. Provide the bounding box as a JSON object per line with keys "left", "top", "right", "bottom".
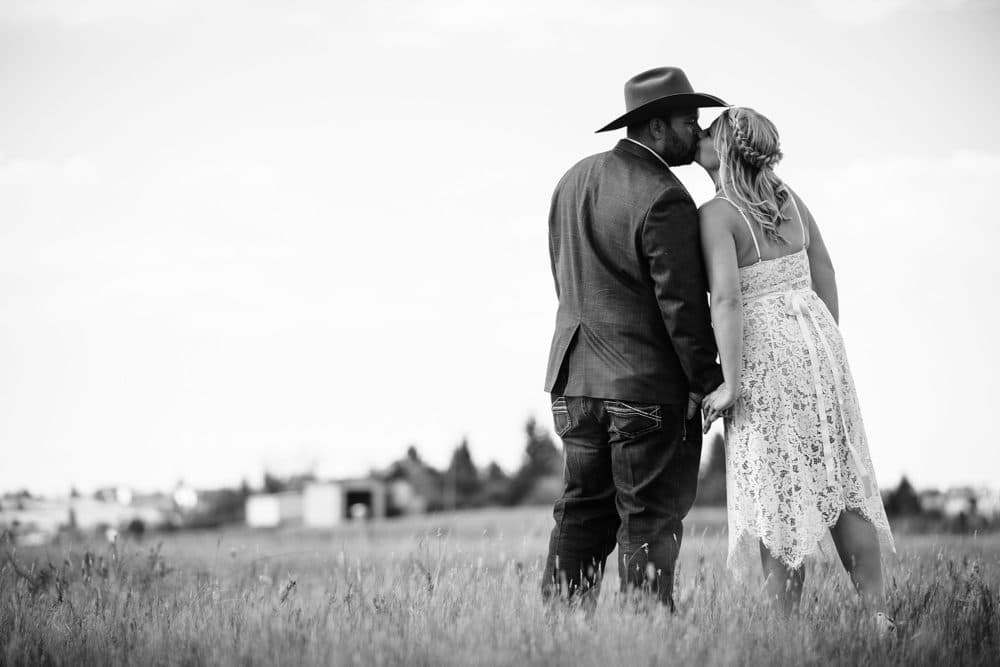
{"left": 541, "top": 395, "right": 702, "bottom": 609}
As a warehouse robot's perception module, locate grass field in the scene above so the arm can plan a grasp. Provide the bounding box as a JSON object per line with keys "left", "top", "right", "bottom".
{"left": 2, "top": 506, "right": 999, "bottom": 666}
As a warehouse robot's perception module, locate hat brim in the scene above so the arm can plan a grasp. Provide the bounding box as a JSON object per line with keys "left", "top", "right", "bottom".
{"left": 595, "top": 93, "right": 729, "bottom": 133}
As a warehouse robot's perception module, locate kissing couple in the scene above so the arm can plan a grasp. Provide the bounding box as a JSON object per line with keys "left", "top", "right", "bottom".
{"left": 541, "top": 67, "right": 895, "bottom": 628}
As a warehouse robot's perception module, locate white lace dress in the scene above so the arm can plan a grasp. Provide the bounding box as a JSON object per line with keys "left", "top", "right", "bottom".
{"left": 720, "top": 196, "right": 895, "bottom": 576}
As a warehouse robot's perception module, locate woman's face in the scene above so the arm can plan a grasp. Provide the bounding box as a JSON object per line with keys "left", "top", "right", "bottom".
{"left": 694, "top": 127, "right": 720, "bottom": 171}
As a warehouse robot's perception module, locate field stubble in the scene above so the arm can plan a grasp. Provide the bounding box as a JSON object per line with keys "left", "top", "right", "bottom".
{"left": 2, "top": 507, "right": 999, "bottom": 666}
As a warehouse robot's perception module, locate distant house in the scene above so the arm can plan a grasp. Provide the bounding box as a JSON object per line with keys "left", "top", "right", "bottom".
{"left": 302, "top": 479, "right": 387, "bottom": 527}
{"left": 246, "top": 477, "right": 401, "bottom": 529}
{"left": 302, "top": 484, "right": 342, "bottom": 527}
{"left": 921, "top": 486, "right": 1000, "bottom": 520}
{"left": 0, "top": 496, "right": 68, "bottom": 541}
{"left": 943, "top": 488, "right": 976, "bottom": 518}
{"left": 975, "top": 488, "right": 1000, "bottom": 518}
{"left": 0, "top": 492, "right": 169, "bottom": 544}
{"left": 245, "top": 492, "right": 303, "bottom": 528}
{"left": 381, "top": 451, "right": 443, "bottom": 513}
{"left": 387, "top": 478, "right": 427, "bottom": 515}
{"left": 71, "top": 497, "right": 167, "bottom": 531}
{"left": 919, "top": 489, "right": 946, "bottom": 515}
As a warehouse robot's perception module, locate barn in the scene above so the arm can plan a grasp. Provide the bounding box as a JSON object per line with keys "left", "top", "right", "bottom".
{"left": 302, "top": 479, "right": 387, "bottom": 527}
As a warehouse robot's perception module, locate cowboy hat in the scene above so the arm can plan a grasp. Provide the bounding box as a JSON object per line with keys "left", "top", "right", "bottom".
{"left": 596, "top": 67, "right": 727, "bottom": 133}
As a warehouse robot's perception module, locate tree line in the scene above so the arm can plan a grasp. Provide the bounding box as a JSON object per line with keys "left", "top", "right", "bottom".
{"left": 395, "top": 417, "right": 564, "bottom": 511}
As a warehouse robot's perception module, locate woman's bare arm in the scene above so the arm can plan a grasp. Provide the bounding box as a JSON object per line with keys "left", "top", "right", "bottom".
{"left": 798, "top": 195, "right": 840, "bottom": 323}
{"left": 699, "top": 201, "right": 743, "bottom": 404}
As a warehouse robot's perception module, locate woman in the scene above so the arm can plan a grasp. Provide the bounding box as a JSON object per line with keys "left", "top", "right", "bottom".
{"left": 696, "top": 107, "right": 895, "bottom": 623}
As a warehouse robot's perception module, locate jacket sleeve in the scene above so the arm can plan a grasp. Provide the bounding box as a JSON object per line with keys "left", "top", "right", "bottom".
{"left": 641, "top": 187, "right": 723, "bottom": 396}
{"left": 548, "top": 191, "right": 560, "bottom": 299}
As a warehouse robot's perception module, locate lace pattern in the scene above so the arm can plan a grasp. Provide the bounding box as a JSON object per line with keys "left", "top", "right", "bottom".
{"left": 724, "top": 248, "right": 895, "bottom": 576}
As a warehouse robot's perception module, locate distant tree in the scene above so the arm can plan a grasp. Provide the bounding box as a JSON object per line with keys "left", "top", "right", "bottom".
{"left": 696, "top": 432, "right": 727, "bottom": 506}
{"left": 508, "top": 417, "right": 563, "bottom": 505}
{"left": 285, "top": 472, "right": 316, "bottom": 493}
{"left": 183, "top": 487, "right": 247, "bottom": 529}
{"left": 262, "top": 472, "right": 287, "bottom": 495}
{"left": 384, "top": 444, "right": 445, "bottom": 512}
{"left": 481, "top": 461, "right": 513, "bottom": 506}
{"left": 486, "top": 462, "right": 509, "bottom": 483}
{"left": 527, "top": 418, "right": 562, "bottom": 476}
{"left": 126, "top": 518, "right": 146, "bottom": 540}
{"left": 445, "top": 438, "right": 482, "bottom": 509}
{"left": 884, "top": 476, "right": 922, "bottom": 516}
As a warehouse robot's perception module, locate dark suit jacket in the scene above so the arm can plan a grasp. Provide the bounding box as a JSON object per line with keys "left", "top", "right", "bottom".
{"left": 544, "top": 139, "right": 723, "bottom": 404}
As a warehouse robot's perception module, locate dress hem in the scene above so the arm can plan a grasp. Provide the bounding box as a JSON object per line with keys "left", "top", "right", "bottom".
{"left": 726, "top": 502, "right": 896, "bottom": 577}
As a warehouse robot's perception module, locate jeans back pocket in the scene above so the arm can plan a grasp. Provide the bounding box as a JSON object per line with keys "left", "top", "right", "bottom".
{"left": 605, "top": 400, "right": 662, "bottom": 439}
{"left": 551, "top": 396, "right": 574, "bottom": 437}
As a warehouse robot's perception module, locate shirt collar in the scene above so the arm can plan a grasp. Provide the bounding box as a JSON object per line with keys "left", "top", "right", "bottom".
{"left": 622, "top": 137, "right": 671, "bottom": 169}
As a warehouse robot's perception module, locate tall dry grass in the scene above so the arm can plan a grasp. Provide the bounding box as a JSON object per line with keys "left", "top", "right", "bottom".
{"left": 2, "top": 507, "right": 998, "bottom": 665}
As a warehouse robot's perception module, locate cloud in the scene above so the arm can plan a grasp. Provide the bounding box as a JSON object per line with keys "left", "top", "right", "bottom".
{"left": 793, "top": 149, "right": 1000, "bottom": 487}
{"left": 0, "top": 155, "right": 101, "bottom": 186}
{"left": 809, "top": 0, "right": 973, "bottom": 24}
{"left": 1, "top": 0, "right": 205, "bottom": 28}
{"left": 800, "top": 149, "right": 998, "bottom": 284}
{"left": 173, "top": 160, "right": 280, "bottom": 188}
{"left": 0, "top": 153, "right": 282, "bottom": 188}
{"left": 809, "top": 149, "right": 998, "bottom": 223}
{"left": 360, "top": 0, "right": 671, "bottom": 47}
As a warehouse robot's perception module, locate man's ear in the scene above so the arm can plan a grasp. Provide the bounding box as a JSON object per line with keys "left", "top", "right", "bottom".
{"left": 647, "top": 117, "right": 666, "bottom": 139}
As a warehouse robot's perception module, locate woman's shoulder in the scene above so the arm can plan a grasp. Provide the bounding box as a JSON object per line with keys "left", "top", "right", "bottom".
{"left": 781, "top": 185, "right": 816, "bottom": 230}
{"left": 781, "top": 184, "right": 810, "bottom": 215}
{"left": 699, "top": 196, "right": 742, "bottom": 229}
{"left": 699, "top": 195, "right": 736, "bottom": 214}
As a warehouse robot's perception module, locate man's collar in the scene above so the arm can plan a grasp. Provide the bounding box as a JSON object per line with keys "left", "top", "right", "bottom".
{"left": 618, "top": 137, "right": 671, "bottom": 170}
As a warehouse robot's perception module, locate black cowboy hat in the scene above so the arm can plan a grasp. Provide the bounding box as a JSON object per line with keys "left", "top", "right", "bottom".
{"left": 596, "top": 67, "right": 727, "bottom": 133}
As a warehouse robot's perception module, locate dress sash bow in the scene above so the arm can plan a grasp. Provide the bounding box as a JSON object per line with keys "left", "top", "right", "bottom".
{"left": 782, "top": 288, "right": 875, "bottom": 498}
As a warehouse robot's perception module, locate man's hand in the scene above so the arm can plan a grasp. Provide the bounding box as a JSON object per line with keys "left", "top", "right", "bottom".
{"left": 686, "top": 392, "right": 703, "bottom": 421}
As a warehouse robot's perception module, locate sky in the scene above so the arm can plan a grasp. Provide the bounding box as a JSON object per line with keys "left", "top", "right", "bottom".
{"left": 2, "top": 0, "right": 998, "bottom": 496}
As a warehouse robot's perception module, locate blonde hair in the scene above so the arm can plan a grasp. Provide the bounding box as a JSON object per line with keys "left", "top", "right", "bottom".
{"left": 710, "top": 107, "right": 789, "bottom": 244}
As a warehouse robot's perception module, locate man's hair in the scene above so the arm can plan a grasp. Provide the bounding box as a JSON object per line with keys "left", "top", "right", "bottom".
{"left": 709, "top": 107, "right": 789, "bottom": 244}
{"left": 626, "top": 122, "right": 651, "bottom": 140}
{"left": 624, "top": 111, "right": 683, "bottom": 140}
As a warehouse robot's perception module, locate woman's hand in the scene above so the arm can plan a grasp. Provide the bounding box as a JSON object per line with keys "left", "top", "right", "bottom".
{"left": 702, "top": 383, "right": 737, "bottom": 433}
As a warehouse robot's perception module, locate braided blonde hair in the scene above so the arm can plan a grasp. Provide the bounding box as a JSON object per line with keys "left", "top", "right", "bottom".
{"left": 710, "top": 107, "right": 789, "bottom": 244}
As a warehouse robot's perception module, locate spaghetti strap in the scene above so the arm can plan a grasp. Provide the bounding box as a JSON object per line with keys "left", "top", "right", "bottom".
{"left": 717, "top": 195, "right": 762, "bottom": 263}
{"left": 786, "top": 190, "right": 807, "bottom": 250}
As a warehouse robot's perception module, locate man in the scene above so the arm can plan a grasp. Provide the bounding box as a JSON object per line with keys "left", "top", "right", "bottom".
{"left": 542, "top": 67, "right": 726, "bottom": 609}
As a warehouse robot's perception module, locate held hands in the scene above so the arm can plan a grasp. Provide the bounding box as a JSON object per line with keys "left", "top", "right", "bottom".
{"left": 701, "top": 383, "right": 737, "bottom": 434}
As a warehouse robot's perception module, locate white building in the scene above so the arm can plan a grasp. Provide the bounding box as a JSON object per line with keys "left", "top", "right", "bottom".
{"left": 935, "top": 487, "right": 1000, "bottom": 519}
{"left": 0, "top": 497, "right": 68, "bottom": 536}
{"left": 246, "top": 479, "right": 391, "bottom": 529}
{"left": 245, "top": 492, "right": 303, "bottom": 528}
{"left": 943, "top": 491, "right": 974, "bottom": 518}
{"left": 0, "top": 494, "right": 168, "bottom": 543}
{"left": 303, "top": 483, "right": 343, "bottom": 528}
{"left": 302, "top": 479, "right": 387, "bottom": 527}
{"left": 972, "top": 488, "right": 1000, "bottom": 518}
{"left": 919, "top": 489, "right": 946, "bottom": 514}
